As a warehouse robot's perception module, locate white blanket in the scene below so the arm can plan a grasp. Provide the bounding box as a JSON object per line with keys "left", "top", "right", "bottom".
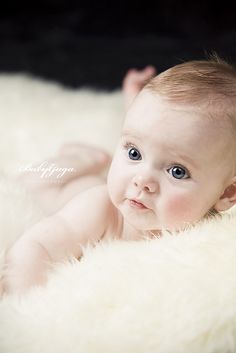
{"left": 0, "top": 74, "right": 236, "bottom": 353}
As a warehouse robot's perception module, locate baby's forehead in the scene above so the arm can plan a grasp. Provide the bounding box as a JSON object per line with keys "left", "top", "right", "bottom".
{"left": 124, "top": 91, "right": 234, "bottom": 161}
{"left": 126, "top": 89, "right": 231, "bottom": 133}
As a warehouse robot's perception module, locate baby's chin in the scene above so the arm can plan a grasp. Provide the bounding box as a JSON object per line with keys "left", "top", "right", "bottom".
{"left": 121, "top": 210, "right": 162, "bottom": 233}
{"left": 122, "top": 211, "right": 194, "bottom": 234}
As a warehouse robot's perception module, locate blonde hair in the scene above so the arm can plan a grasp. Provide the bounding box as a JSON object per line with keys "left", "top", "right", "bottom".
{"left": 145, "top": 57, "right": 236, "bottom": 104}
{"left": 145, "top": 56, "right": 236, "bottom": 142}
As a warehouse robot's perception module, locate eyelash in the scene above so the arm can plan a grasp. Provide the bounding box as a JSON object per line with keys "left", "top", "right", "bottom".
{"left": 122, "top": 141, "right": 191, "bottom": 179}
{"left": 123, "top": 142, "right": 141, "bottom": 159}
{"left": 166, "top": 165, "right": 190, "bottom": 180}
{"left": 123, "top": 141, "right": 136, "bottom": 149}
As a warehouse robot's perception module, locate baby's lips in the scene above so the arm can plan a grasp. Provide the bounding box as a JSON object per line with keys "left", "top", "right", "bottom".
{"left": 129, "top": 199, "right": 149, "bottom": 209}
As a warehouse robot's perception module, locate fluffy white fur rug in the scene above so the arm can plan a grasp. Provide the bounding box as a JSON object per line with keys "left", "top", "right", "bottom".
{"left": 0, "top": 74, "right": 236, "bottom": 353}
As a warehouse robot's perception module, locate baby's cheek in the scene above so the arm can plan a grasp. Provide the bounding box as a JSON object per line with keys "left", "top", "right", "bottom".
{"left": 107, "top": 163, "right": 126, "bottom": 203}
{"left": 164, "top": 194, "right": 194, "bottom": 224}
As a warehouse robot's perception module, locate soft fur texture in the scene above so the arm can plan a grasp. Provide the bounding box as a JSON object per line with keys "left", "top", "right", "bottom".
{"left": 0, "top": 74, "right": 236, "bottom": 353}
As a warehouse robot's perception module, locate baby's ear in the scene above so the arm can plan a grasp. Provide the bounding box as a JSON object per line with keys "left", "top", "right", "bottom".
{"left": 214, "top": 176, "right": 236, "bottom": 212}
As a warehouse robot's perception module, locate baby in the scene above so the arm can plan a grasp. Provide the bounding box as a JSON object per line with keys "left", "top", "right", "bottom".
{"left": 3, "top": 58, "right": 236, "bottom": 295}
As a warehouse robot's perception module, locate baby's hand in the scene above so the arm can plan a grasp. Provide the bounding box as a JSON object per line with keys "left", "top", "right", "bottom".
{"left": 3, "top": 237, "right": 52, "bottom": 296}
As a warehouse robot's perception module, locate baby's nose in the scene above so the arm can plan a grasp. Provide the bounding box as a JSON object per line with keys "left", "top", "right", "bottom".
{"left": 133, "top": 174, "right": 157, "bottom": 193}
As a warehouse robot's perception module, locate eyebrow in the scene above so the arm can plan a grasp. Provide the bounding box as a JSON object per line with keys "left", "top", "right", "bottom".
{"left": 122, "top": 130, "right": 144, "bottom": 141}
{"left": 122, "top": 130, "right": 198, "bottom": 169}
{"left": 171, "top": 152, "right": 198, "bottom": 169}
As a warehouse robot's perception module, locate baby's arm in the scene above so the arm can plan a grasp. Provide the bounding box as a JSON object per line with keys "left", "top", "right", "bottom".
{"left": 3, "top": 184, "right": 115, "bottom": 295}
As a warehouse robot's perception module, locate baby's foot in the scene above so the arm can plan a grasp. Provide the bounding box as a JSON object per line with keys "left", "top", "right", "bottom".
{"left": 18, "top": 143, "right": 111, "bottom": 188}
{"left": 54, "top": 142, "right": 111, "bottom": 183}
{"left": 57, "top": 142, "right": 111, "bottom": 174}
{"left": 122, "top": 65, "right": 156, "bottom": 110}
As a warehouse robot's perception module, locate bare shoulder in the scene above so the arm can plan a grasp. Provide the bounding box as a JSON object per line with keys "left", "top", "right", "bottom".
{"left": 57, "top": 183, "right": 118, "bottom": 243}
{"left": 58, "top": 184, "right": 113, "bottom": 217}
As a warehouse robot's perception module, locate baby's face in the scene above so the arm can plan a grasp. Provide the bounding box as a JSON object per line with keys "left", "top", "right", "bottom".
{"left": 107, "top": 90, "right": 234, "bottom": 232}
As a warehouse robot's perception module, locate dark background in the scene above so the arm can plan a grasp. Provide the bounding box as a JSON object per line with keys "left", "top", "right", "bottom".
{"left": 0, "top": 0, "right": 235, "bottom": 90}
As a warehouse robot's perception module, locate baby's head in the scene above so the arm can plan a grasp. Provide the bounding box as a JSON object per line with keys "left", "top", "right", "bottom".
{"left": 107, "top": 57, "right": 236, "bottom": 233}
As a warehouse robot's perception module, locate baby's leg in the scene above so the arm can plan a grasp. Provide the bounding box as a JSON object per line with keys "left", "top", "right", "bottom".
{"left": 18, "top": 143, "right": 111, "bottom": 215}
{"left": 19, "top": 143, "right": 110, "bottom": 185}
{"left": 122, "top": 65, "right": 156, "bottom": 110}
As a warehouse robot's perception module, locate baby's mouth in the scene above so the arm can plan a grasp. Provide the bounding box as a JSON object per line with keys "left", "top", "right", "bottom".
{"left": 129, "top": 199, "right": 148, "bottom": 209}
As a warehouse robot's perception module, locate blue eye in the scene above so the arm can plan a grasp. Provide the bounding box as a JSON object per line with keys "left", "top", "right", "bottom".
{"left": 168, "top": 166, "right": 189, "bottom": 179}
{"left": 128, "top": 147, "right": 142, "bottom": 160}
